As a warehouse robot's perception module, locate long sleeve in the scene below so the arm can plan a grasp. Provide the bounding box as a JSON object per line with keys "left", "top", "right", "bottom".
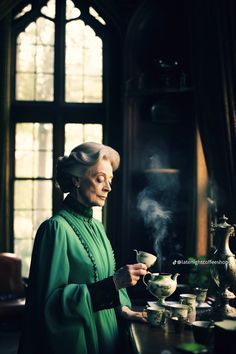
{"left": 87, "top": 276, "right": 120, "bottom": 311}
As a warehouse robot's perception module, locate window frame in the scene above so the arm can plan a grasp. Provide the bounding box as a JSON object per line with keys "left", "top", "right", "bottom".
{"left": 10, "top": 0, "right": 112, "bottom": 253}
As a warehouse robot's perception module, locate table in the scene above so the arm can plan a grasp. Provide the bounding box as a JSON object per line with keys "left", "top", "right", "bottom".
{"left": 129, "top": 320, "right": 195, "bottom": 354}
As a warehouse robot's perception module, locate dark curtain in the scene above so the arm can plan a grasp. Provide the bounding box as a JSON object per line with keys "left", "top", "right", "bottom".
{"left": 190, "top": 0, "right": 236, "bottom": 223}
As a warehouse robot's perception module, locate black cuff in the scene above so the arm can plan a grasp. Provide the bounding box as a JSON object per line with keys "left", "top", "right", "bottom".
{"left": 87, "top": 276, "right": 120, "bottom": 312}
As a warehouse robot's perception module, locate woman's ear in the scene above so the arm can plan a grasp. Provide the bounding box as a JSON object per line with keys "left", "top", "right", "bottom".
{"left": 72, "top": 176, "right": 80, "bottom": 188}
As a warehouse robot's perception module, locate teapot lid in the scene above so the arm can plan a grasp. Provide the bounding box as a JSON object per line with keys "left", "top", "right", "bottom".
{"left": 215, "top": 215, "right": 231, "bottom": 229}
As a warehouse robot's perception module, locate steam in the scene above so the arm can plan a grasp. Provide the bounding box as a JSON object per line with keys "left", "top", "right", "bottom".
{"left": 136, "top": 152, "right": 180, "bottom": 267}
{"left": 137, "top": 188, "right": 172, "bottom": 262}
{"left": 137, "top": 190, "right": 171, "bottom": 245}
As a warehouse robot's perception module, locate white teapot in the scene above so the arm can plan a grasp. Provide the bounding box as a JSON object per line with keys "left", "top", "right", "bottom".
{"left": 143, "top": 272, "right": 180, "bottom": 305}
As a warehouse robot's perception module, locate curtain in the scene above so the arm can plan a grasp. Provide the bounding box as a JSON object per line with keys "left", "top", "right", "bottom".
{"left": 190, "top": 0, "right": 236, "bottom": 223}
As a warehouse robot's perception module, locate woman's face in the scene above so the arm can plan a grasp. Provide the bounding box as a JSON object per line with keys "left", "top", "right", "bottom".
{"left": 77, "top": 158, "right": 113, "bottom": 207}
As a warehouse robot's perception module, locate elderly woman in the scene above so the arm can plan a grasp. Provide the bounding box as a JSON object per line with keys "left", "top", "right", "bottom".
{"left": 18, "top": 142, "right": 147, "bottom": 354}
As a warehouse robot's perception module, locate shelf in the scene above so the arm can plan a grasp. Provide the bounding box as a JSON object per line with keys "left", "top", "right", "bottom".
{"left": 126, "top": 86, "right": 194, "bottom": 97}
{"left": 145, "top": 168, "right": 180, "bottom": 174}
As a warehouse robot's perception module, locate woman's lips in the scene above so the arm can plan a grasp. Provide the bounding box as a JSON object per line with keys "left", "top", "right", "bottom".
{"left": 98, "top": 196, "right": 106, "bottom": 200}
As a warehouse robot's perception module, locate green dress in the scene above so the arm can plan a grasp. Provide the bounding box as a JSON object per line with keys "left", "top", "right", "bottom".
{"left": 18, "top": 196, "right": 131, "bottom": 354}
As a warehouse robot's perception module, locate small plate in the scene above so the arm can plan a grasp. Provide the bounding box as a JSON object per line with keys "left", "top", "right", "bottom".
{"left": 147, "top": 300, "right": 178, "bottom": 308}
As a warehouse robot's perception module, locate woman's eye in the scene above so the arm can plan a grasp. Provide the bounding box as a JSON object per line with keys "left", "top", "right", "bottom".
{"left": 97, "top": 175, "right": 105, "bottom": 183}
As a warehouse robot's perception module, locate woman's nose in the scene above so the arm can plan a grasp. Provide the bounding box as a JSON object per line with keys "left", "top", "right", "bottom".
{"left": 104, "top": 181, "right": 112, "bottom": 192}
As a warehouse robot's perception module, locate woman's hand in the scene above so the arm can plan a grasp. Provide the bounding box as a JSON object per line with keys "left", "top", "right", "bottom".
{"left": 113, "top": 263, "right": 147, "bottom": 290}
{"left": 120, "top": 306, "right": 147, "bottom": 323}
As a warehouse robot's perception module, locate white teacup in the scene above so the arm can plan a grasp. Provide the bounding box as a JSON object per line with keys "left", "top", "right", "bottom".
{"left": 179, "top": 293, "right": 196, "bottom": 323}
{"left": 142, "top": 306, "right": 165, "bottom": 327}
{"left": 193, "top": 287, "right": 208, "bottom": 305}
{"left": 168, "top": 303, "right": 189, "bottom": 320}
{"left": 134, "top": 250, "right": 157, "bottom": 268}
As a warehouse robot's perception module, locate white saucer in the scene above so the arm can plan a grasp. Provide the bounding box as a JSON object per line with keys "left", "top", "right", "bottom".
{"left": 147, "top": 301, "right": 211, "bottom": 309}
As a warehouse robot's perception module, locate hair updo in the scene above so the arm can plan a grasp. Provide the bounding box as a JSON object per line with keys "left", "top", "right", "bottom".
{"left": 56, "top": 142, "right": 120, "bottom": 193}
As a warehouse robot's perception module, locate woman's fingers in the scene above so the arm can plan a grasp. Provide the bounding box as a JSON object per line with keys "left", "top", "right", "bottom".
{"left": 113, "top": 263, "right": 147, "bottom": 289}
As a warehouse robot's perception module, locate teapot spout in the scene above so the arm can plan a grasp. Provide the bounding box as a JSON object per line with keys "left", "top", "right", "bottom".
{"left": 133, "top": 249, "right": 138, "bottom": 256}
{"left": 172, "top": 273, "right": 180, "bottom": 282}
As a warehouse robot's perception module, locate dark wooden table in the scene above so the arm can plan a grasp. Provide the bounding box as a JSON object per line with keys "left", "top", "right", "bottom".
{"left": 129, "top": 319, "right": 195, "bottom": 354}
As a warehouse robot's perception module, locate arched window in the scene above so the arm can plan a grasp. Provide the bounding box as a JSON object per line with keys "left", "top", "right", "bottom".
{"left": 12, "top": 0, "right": 110, "bottom": 276}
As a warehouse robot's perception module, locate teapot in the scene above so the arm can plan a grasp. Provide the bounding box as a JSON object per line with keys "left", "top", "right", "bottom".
{"left": 210, "top": 215, "right": 236, "bottom": 319}
{"left": 143, "top": 272, "right": 180, "bottom": 305}
{"left": 133, "top": 249, "right": 157, "bottom": 268}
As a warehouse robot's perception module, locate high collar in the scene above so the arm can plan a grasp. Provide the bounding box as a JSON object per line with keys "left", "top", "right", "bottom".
{"left": 63, "top": 194, "right": 93, "bottom": 219}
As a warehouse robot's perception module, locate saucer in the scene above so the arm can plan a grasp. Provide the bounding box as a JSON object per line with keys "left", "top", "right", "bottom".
{"left": 148, "top": 300, "right": 178, "bottom": 308}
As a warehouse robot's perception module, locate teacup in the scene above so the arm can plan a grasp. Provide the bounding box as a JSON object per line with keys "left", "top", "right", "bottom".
{"left": 179, "top": 294, "right": 196, "bottom": 323}
{"left": 134, "top": 250, "right": 157, "bottom": 268}
{"left": 214, "top": 320, "right": 236, "bottom": 354}
{"left": 192, "top": 321, "right": 215, "bottom": 346}
{"left": 142, "top": 306, "right": 165, "bottom": 327}
{"left": 193, "top": 287, "right": 208, "bottom": 306}
{"left": 168, "top": 303, "right": 189, "bottom": 320}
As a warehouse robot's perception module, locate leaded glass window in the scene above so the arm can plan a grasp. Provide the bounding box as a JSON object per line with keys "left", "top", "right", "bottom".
{"left": 14, "top": 123, "right": 53, "bottom": 275}
{"left": 12, "top": 0, "right": 107, "bottom": 276}
{"left": 16, "top": 18, "right": 55, "bottom": 101}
